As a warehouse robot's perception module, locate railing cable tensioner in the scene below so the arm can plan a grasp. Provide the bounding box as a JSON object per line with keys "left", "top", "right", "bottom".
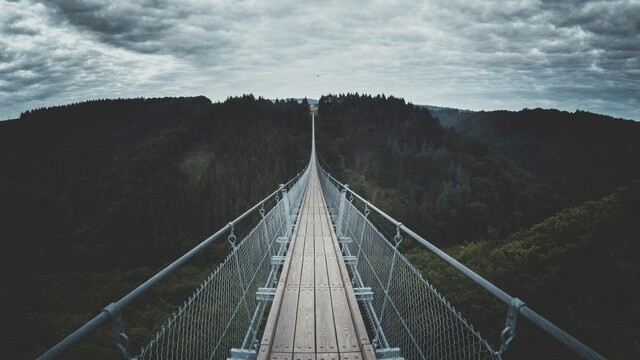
{"left": 497, "top": 298, "right": 526, "bottom": 357}
{"left": 102, "top": 303, "right": 132, "bottom": 360}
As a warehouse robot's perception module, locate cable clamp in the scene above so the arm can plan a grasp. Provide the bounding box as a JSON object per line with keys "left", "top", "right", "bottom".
{"left": 228, "top": 223, "right": 237, "bottom": 247}
{"left": 394, "top": 224, "right": 403, "bottom": 247}
{"left": 102, "top": 303, "right": 131, "bottom": 359}
{"left": 497, "top": 298, "right": 526, "bottom": 357}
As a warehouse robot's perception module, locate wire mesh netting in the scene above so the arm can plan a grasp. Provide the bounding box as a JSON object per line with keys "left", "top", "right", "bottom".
{"left": 319, "top": 167, "right": 497, "bottom": 360}
{"left": 136, "top": 166, "right": 310, "bottom": 360}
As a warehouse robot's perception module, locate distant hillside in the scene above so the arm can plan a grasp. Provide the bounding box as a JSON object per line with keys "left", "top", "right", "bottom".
{"left": 317, "top": 94, "right": 560, "bottom": 246}
{"left": 0, "top": 96, "right": 311, "bottom": 273}
{"left": 292, "top": 98, "right": 319, "bottom": 105}
{"left": 450, "top": 109, "right": 640, "bottom": 207}
{"left": 409, "top": 180, "right": 640, "bottom": 359}
{"left": 421, "top": 105, "right": 476, "bottom": 127}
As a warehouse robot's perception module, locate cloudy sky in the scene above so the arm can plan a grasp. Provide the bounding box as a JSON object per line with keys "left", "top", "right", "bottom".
{"left": 1, "top": 0, "right": 639, "bottom": 120}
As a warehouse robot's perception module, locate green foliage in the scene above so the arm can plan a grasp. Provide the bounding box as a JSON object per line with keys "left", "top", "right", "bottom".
{"left": 0, "top": 96, "right": 311, "bottom": 359}
{"left": 408, "top": 181, "right": 640, "bottom": 359}
{"left": 451, "top": 108, "right": 640, "bottom": 207}
{"left": 315, "top": 93, "right": 550, "bottom": 246}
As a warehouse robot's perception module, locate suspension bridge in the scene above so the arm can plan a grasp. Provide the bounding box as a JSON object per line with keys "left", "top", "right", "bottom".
{"left": 39, "top": 115, "right": 606, "bottom": 360}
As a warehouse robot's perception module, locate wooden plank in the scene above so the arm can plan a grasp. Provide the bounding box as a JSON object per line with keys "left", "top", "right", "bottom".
{"left": 323, "top": 236, "right": 335, "bottom": 258}
{"left": 330, "top": 287, "right": 360, "bottom": 353}
{"left": 296, "top": 221, "right": 307, "bottom": 239}
{"left": 315, "top": 287, "right": 338, "bottom": 353}
{"left": 326, "top": 257, "right": 343, "bottom": 288}
{"left": 269, "top": 353, "right": 294, "bottom": 360}
{"left": 315, "top": 354, "right": 340, "bottom": 360}
{"left": 272, "top": 287, "right": 300, "bottom": 353}
{"left": 314, "top": 255, "right": 329, "bottom": 288}
{"left": 300, "top": 252, "right": 315, "bottom": 288}
{"left": 293, "top": 354, "right": 316, "bottom": 360}
{"left": 292, "top": 221, "right": 307, "bottom": 257}
{"left": 318, "top": 217, "right": 332, "bottom": 238}
{"left": 326, "top": 222, "right": 353, "bottom": 288}
{"left": 294, "top": 287, "right": 315, "bottom": 353}
{"left": 286, "top": 254, "right": 303, "bottom": 288}
{"left": 257, "top": 345, "right": 269, "bottom": 360}
{"left": 316, "top": 192, "right": 333, "bottom": 237}
{"left": 314, "top": 232, "right": 325, "bottom": 256}
{"left": 300, "top": 210, "right": 315, "bottom": 288}
{"left": 336, "top": 353, "right": 365, "bottom": 360}
{"left": 303, "top": 230, "right": 315, "bottom": 257}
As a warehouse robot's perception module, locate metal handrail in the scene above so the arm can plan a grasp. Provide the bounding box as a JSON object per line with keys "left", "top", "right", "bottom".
{"left": 319, "top": 166, "right": 606, "bottom": 360}
{"left": 38, "top": 162, "right": 311, "bottom": 360}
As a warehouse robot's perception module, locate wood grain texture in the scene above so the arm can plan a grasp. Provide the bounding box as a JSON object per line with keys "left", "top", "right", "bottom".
{"left": 272, "top": 287, "right": 299, "bottom": 353}
{"left": 294, "top": 287, "right": 315, "bottom": 352}
{"left": 315, "top": 287, "right": 338, "bottom": 353}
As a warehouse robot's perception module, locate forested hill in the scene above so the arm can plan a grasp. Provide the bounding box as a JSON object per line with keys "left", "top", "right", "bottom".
{"left": 0, "top": 96, "right": 311, "bottom": 359}
{"left": 0, "top": 96, "right": 310, "bottom": 274}
{"left": 442, "top": 108, "right": 640, "bottom": 207}
{"left": 409, "top": 180, "right": 640, "bottom": 359}
{"left": 316, "top": 94, "right": 555, "bottom": 246}
{"left": 316, "top": 95, "right": 640, "bottom": 247}
{"left": 315, "top": 94, "right": 639, "bottom": 359}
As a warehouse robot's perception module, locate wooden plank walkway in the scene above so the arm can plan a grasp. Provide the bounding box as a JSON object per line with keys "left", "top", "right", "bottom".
{"left": 258, "top": 159, "right": 375, "bottom": 360}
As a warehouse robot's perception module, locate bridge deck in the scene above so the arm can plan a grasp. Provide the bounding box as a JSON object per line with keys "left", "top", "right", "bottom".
{"left": 258, "top": 160, "right": 375, "bottom": 360}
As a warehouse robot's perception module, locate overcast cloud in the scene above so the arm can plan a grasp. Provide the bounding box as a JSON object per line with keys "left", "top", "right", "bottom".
{"left": 1, "top": 0, "right": 639, "bottom": 120}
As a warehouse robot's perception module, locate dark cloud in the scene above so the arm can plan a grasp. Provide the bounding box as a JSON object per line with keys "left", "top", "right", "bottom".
{"left": 550, "top": 1, "right": 640, "bottom": 37}
{"left": 0, "top": 0, "right": 638, "bottom": 120}
{"left": 41, "top": 0, "right": 190, "bottom": 54}
{"left": 37, "top": 0, "right": 238, "bottom": 56}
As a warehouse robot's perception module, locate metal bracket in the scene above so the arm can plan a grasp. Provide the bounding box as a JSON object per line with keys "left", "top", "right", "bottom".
{"left": 339, "top": 236, "right": 352, "bottom": 244}
{"left": 228, "top": 223, "right": 237, "bottom": 247}
{"left": 343, "top": 255, "right": 357, "bottom": 266}
{"left": 353, "top": 287, "right": 374, "bottom": 301}
{"left": 336, "top": 185, "right": 348, "bottom": 236}
{"left": 276, "top": 236, "right": 289, "bottom": 244}
{"left": 280, "top": 185, "right": 292, "bottom": 237}
{"left": 228, "top": 348, "right": 257, "bottom": 359}
{"left": 393, "top": 224, "right": 403, "bottom": 248}
{"left": 256, "top": 287, "right": 277, "bottom": 301}
{"left": 102, "top": 303, "right": 131, "bottom": 360}
{"left": 271, "top": 255, "right": 286, "bottom": 266}
{"left": 497, "top": 298, "right": 526, "bottom": 357}
{"left": 375, "top": 347, "right": 403, "bottom": 359}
